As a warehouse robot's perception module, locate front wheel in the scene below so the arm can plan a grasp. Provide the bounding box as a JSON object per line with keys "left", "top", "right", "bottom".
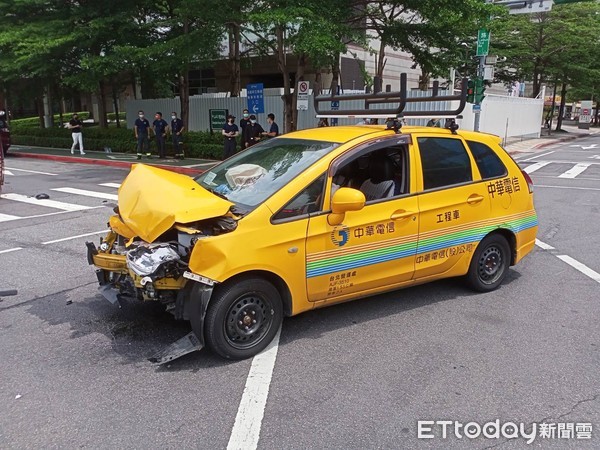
{"left": 203, "top": 278, "right": 283, "bottom": 360}
{"left": 466, "top": 234, "right": 511, "bottom": 292}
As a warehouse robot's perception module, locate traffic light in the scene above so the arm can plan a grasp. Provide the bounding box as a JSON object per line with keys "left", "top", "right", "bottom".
{"left": 467, "top": 79, "right": 475, "bottom": 103}
{"left": 475, "top": 78, "right": 486, "bottom": 104}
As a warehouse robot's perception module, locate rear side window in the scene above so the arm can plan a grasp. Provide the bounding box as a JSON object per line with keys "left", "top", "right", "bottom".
{"left": 417, "top": 137, "right": 473, "bottom": 190}
{"left": 467, "top": 140, "right": 507, "bottom": 180}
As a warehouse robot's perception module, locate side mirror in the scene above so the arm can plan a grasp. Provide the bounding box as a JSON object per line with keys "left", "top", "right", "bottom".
{"left": 328, "top": 187, "right": 366, "bottom": 225}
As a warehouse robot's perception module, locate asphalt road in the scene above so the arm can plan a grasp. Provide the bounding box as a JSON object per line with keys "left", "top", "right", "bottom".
{"left": 0, "top": 138, "right": 599, "bottom": 449}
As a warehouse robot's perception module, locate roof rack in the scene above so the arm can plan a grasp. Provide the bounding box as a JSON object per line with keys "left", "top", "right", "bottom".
{"left": 314, "top": 73, "right": 468, "bottom": 119}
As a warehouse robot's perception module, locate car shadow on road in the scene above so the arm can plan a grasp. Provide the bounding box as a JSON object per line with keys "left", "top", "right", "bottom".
{"left": 23, "top": 269, "right": 521, "bottom": 371}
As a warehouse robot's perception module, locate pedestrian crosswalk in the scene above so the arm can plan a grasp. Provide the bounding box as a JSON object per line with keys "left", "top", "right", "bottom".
{"left": 522, "top": 161, "right": 599, "bottom": 179}
{"left": 0, "top": 182, "right": 122, "bottom": 223}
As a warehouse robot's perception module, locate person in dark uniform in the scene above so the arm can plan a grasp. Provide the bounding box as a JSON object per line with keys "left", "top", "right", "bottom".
{"left": 222, "top": 114, "right": 239, "bottom": 159}
{"left": 134, "top": 110, "right": 152, "bottom": 159}
{"left": 243, "top": 115, "right": 264, "bottom": 148}
{"left": 261, "top": 113, "right": 279, "bottom": 138}
{"left": 239, "top": 109, "right": 251, "bottom": 148}
{"left": 152, "top": 112, "right": 169, "bottom": 158}
{"left": 170, "top": 111, "right": 185, "bottom": 159}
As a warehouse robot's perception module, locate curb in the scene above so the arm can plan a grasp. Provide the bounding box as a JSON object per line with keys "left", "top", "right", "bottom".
{"left": 10, "top": 152, "right": 204, "bottom": 176}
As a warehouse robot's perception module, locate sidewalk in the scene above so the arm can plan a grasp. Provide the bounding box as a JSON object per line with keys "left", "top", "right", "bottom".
{"left": 7, "top": 144, "right": 219, "bottom": 175}
{"left": 503, "top": 124, "right": 599, "bottom": 155}
{"left": 7, "top": 124, "right": 598, "bottom": 172}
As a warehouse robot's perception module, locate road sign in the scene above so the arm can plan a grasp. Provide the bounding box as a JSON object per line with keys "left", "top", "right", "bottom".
{"left": 476, "top": 29, "right": 490, "bottom": 56}
{"left": 209, "top": 109, "right": 228, "bottom": 132}
{"left": 330, "top": 100, "right": 339, "bottom": 126}
{"left": 498, "top": 0, "right": 553, "bottom": 15}
{"left": 297, "top": 81, "right": 310, "bottom": 111}
{"left": 247, "top": 83, "right": 264, "bottom": 114}
{"left": 473, "top": 104, "right": 481, "bottom": 112}
{"left": 579, "top": 100, "right": 593, "bottom": 129}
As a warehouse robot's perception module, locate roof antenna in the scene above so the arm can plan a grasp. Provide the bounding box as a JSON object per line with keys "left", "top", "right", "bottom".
{"left": 386, "top": 117, "right": 402, "bottom": 134}
{"left": 445, "top": 118, "right": 459, "bottom": 135}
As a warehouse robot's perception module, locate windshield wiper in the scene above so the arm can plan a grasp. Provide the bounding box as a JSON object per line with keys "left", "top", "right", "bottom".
{"left": 205, "top": 186, "right": 229, "bottom": 201}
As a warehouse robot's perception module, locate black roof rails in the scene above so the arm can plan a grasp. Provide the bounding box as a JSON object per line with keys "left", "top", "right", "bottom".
{"left": 314, "top": 73, "right": 468, "bottom": 119}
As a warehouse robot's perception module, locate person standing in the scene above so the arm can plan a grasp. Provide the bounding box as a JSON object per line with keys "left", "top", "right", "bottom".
{"left": 243, "top": 115, "right": 264, "bottom": 148}
{"left": 261, "top": 113, "right": 279, "bottom": 138}
{"left": 152, "top": 112, "right": 169, "bottom": 159}
{"left": 317, "top": 118, "right": 329, "bottom": 127}
{"left": 239, "top": 109, "right": 251, "bottom": 148}
{"left": 68, "top": 113, "right": 85, "bottom": 155}
{"left": 134, "top": 110, "right": 152, "bottom": 159}
{"left": 170, "top": 112, "right": 185, "bottom": 159}
{"left": 222, "top": 114, "right": 239, "bottom": 159}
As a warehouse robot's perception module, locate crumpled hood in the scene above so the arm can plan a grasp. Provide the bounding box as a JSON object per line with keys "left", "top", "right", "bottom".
{"left": 118, "top": 164, "right": 233, "bottom": 242}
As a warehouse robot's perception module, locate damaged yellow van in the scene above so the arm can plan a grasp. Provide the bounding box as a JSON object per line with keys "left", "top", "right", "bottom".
{"left": 87, "top": 121, "right": 537, "bottom": 361}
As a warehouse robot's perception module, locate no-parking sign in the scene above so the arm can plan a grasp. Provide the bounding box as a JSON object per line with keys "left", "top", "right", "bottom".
{"left": 297, "top": 81, "right": 310, "bottom": 110}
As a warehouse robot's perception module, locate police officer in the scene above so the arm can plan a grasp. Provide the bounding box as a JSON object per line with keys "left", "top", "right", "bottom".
{"left": 243, "top": 115, "right": 264, "bottom": 148}
{"left": 239, "top": 109, "right": 251, "bottom": 148}
{"left": 134, "top": 110, "right": 152, "bottom": 159}
{"left": 222, "top": 114, "right": 239, "bottom": 159}
{"left": 261, "top": 113, "right": 279, "bottom": 138}
{"left": 152, "top": 112, "right": 169, "bottom": 159}
{"left": 170, "top": 112, "right": 185, "bottom": 159}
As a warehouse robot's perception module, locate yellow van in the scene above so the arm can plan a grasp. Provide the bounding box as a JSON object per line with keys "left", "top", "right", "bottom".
{"left": 87, "top": 122, "right": 537, "bottom": 361}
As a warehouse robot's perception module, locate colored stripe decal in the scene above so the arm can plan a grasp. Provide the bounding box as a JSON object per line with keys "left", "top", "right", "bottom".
{"left": 306, "top": 212, "right": 538, "bottom": 278}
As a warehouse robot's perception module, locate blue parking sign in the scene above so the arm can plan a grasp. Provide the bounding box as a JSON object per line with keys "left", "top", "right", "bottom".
{"left": 247, "top": 83, "right": 265, "bottom": 114}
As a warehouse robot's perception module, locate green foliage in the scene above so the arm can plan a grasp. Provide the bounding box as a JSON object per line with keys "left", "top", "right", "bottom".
{"left": 10, "top": 119, "right": 224, "bottom": 158}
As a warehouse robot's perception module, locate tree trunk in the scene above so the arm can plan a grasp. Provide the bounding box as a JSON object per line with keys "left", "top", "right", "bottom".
{"left": 112, "top": 84, "right": 121, "bottom": 128}
{"left": 555, "top": 82, "right": 567, "bottom": 131}
{"left": 418, "top": 69, "right": 430, "bottom": 91}
{"left": 329, "top": 53, "right": 340, "bottom": 95}
{"left": 594, "top": 98, "right": 599, "bottom": 126}
{"left": 98, "top": 80, "right": 108, "bottom": 128}
{"left": 179, "top": 70, "right": 190, "bottom": 131}
{"left": 228, "top": 23, "right": 241, "bottom": 97}
{"left": 276, "top": 26, "right": 292, "bottom": 133}
{"left": 36, "top": 96, "right": 45, "bottom": 128}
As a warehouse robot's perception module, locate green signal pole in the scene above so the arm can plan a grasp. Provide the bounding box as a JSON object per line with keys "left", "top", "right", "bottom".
{"left": 474, "top": 57, "right": 485, "bottom": 132}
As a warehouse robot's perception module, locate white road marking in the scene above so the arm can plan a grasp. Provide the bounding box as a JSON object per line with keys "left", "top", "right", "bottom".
{"left": 51, "top": 187, "right": 118, "bottom": 201}
{"left": 0, "top": 213, "right": 21, "bottom": 222}
{"left": 0, "top": 247, "right": 22, "bottom": 255}
{"left": 524, "top": 161, "right": 551, "bottom": 174}
{"left": 227, "top": 327, "right": 282, "bottom": 450}
{"left": 42, "top": 230, "right": 107, "bottom": 245}
{"left": 535, "top": 185, "right": 600, "bottom": 192}
{"left": 5, "top": 167, "right": 57, "bottom": 176}
{"left": 558, "top": 163, "right": 591, "bottom": 179}
{"left": 556, "top": 255, "right": 600, "bottom": 284}
{"left": 520, "top": 151, "right": 555, "bottom": 162}
{"left": 4, "top": 170, "right": 13, "bottom": 176}
{"left": 535, "top": 239, "right": 555, "bottom": 251}
{"left": 99, "top": 183, "right": 121, "bottom": 188}
{"left": 0, "top": 193, "right": 94, "bottom": 211}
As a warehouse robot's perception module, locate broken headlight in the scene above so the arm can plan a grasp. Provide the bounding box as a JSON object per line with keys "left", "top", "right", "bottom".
{"left": 126, "top": 243, "right": 183, "bottom": 277}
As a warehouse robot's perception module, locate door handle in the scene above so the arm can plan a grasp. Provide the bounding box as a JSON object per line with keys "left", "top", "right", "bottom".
{"left": 467, "top": 194, "right": 485, "bottom": 205}
{"left": 391, "top": 210, "right": 414, "bottom": 220}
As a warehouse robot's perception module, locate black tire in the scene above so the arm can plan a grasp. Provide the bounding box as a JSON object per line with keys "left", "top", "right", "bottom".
{"left": 204, "top": 278, "right": 283, "bottom": 360}
{"left": 466, "top": 234, "right": 511, "bottom": 292}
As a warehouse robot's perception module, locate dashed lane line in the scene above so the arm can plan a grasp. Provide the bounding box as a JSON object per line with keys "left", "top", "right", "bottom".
{"left": 42, "top": 230, "right": 107, "bottom": 245}
{"left": 5, "top": 167, "right": 58, "bottom": 176}
{"left": 51, "top": 187, "right": 118, "bottom": 201}
{"left": 1, "top": 193, "right": 94, "bottom": 211}
{"left": 536, "top": 239, "right": 600, "bottom": 284}
{"left": 0, "top": 247, "right": 23, "bottom": 255}
{"left": 227, "top": 327, "right": 282, "bottom": 450}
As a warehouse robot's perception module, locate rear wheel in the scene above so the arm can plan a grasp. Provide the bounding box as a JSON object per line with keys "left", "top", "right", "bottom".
{"left": 466, "top": 234, "right": 511, "bottom": 292}
{"left": 203, "top": 278, "right": 282, "bottom": 360}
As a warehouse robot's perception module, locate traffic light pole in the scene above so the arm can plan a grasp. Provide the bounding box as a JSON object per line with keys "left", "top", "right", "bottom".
{"left": 474, "top": 56, "right": 485, "bottom": 132}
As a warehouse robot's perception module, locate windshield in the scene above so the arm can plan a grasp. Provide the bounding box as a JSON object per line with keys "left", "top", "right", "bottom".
{"left": 195, "top": 138, "right": 337, "bottom": 210}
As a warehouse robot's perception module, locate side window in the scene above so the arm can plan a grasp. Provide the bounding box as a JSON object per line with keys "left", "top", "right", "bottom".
{"left": 417, "top": 137, "right": 473, "bottom": 190}
{"left": 272, "top": 174, "right": 326, "bottom": 221}
{"left": 332, "top": 145, "right": 408, "bottom": 202}
{"left": 467, "top": 140, "right": 508, "bottom": 180}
